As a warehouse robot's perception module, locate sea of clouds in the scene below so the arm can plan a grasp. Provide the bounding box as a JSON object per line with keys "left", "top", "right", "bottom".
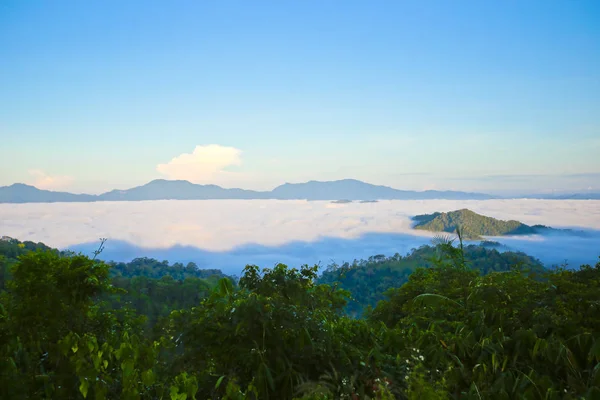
{"left": 1, "top": 199, "right": 599, "bottom": 275}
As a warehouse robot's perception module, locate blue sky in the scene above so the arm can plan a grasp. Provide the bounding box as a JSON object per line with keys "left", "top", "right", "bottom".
{"left": 0, "top": 0, "right": 599, "bottom": 195}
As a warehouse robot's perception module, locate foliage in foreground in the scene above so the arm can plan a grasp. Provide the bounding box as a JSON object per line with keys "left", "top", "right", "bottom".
{"left": 0, "top": 235, "right": 599, "bottom": 399}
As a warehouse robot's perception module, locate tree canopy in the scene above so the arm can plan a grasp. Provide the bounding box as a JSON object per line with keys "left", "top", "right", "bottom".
{"left": 1, "top": 235, "right": 599, "bottom": 399}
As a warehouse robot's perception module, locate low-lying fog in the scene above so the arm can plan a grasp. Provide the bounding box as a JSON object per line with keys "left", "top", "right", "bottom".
{"left": 1, "top": 199, "right": 599, "bottom": 275}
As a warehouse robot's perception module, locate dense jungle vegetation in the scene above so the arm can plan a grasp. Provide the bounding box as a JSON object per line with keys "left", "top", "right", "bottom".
{"left": 1, "top": 234, "right": 599, "bottom": 399}
{"left": 317, "top": 243, "right": 545, "bottom": 317}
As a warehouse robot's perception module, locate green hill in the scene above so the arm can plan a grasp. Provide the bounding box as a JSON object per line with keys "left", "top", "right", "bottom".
{"left": 412, "top": 208, "right": 557, "bottom": 239}
{"left": 317, "top": 243, "right": 544, "bottom": 317}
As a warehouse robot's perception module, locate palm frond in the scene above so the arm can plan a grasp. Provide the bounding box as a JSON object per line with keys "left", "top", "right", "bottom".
{"left": 431, "top": 234, "right": 455, "bottom": 248}
{"left": 411, "top": 293, "right": 465, "bottom": 309}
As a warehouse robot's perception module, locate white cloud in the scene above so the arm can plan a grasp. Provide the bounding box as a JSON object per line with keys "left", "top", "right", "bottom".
{"left": 27, "top": 169, "right": 73, "bottom": 191}
{"left": 156, "top": 144, "right": 243, "bottom": 184}
{"left": 1, "top": 199, "right": 600, "bottom": 274}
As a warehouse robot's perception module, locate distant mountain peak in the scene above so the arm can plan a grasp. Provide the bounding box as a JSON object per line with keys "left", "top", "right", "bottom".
{"left": 0, "top": 182, "right": 96, "bottom": 203}
{"left": 146, "top": 179, "right": 194, "bottom": 185}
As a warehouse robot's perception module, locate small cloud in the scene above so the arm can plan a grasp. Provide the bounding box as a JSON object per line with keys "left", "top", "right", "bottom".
{"left": 565, "top": 172, "right": 600, "bottom": 179}
{"left": 28, "top": 169, "right": 73, "bottom": 190}
{"left": 391, "top": 172, "right": 431, "bottom": 177}
{"left": 156, "top": 144, "right": 243, "bottom": 184}
{"left": 448, "top": 172, "right": 600, "bottom": 182}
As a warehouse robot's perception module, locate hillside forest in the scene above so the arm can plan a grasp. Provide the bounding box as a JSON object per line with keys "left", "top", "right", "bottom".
{"left": 411, "top": 209, "right": 580, "bottom": 240}
{"left": 1, "top": 233, "right": 599, "bottom": 399}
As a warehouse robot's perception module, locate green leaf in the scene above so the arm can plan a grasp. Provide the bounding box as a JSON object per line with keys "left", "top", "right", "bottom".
{"left": 72, "top": 343, "right": 79, "bottom": 354}
{"left": 95, "top": 384, "right": 107, "bottom": 400}
{"left": 7, "top": 357, "right": 17, "bottom": 372}
{"left": 170, "top": 386, "right": 179, "bottom": 400}
{"left": 303, "top": 327, "right": 313, "bottom": 348}
{"left": 79, "top": 379, "right": 89, "bottom": 398}
{"left": 87, "top": 338, "right": 95, "bottom": 353}
{"left": 58, "top": 336, "right": 71, "bottom": 357}
{"left": 121, "top": 360, "right": 135, "bottom": 377}
{"left": 215, "top": 375, "right": 225, "bottom": 389}
{"left": 142, "top": 369, "right": 155, "bottom": 386}
{"left": 170, "top": 386, "right": 188, "bottom": 400}
{"left": 261, "top": 363, "right": 275, "bottom": 391}
{"left": 591, "top": 339, "right": 600, "bottom": 361}
{"left": 93, "top": 354, "right": 101, "bottom": 370}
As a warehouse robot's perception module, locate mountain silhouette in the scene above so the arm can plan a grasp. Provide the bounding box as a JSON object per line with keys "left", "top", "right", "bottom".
{"left": 270, "top": 179, "right": 494, "bottom": 200}
{"left": 0, "top": 178, "right": 532, "bottom": 203}
{"left": 98, "top": 179, "right": 268, "bottom": 201}
{"left": 0, "top": 183, "right": 96, "bottom": 203}
{"left": 4, "top": 179, "right": 598, "bottom": 203}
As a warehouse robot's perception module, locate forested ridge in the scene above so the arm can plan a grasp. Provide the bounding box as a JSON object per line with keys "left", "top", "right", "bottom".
{"left": 1, "top": 234, "right": 599, "bottom": 399}
{"left": 317, "top": 243, "right": 544, "bottom": 317}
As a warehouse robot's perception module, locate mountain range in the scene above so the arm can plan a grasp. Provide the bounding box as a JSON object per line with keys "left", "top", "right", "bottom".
{"left": 523, "top": 192, "right": 600, "bottom": 200}
{"left": 1, "top": 179, "right": 598, "bottom": 203}
{"left": 0, "top": 179, "right": 496, "bottom": 203}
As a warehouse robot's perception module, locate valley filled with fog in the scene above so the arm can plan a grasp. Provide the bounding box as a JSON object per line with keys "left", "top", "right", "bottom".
{"left": 1, "top": 199, "right": 599, "bottom": 275}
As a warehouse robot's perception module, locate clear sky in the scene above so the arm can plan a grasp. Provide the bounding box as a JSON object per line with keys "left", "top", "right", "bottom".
{"left": 1, "top": 0, "right": 599, "bottom": 195}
